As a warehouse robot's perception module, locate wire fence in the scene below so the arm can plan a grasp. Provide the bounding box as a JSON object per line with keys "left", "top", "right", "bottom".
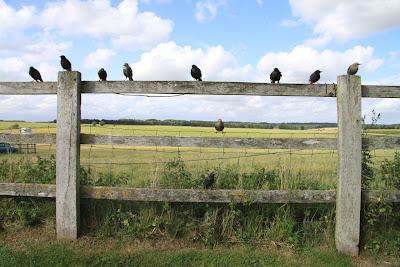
{"left": 0, "top": 125, "right": 399, "bottom": 191}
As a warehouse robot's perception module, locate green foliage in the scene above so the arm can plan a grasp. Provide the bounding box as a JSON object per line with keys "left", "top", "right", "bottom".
{"left": 0, "top": 156, "right": 56, "bottom": 184}
{"left": 8, "top": 123, "right": 19, "bottom": 129}
{"left": 99, "top": 120, "right": 105, "bottom": 126}
{"left": 241, "top": 168, "right": 280, "bottom": 190}
{"left": 161, "top": 156, "right": 195, "bottom": 188}
{"left": 379, "top": 151, "right": 400, "bottom": 189}
{"left": 0, "top": 198, "right": 54, "bottom": 227}
{"left": 91, "top": 121, "right": 98, "bottom": 126}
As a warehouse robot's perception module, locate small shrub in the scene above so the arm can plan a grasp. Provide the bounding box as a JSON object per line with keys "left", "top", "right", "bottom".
{"left": 8, "top": 123, "right": 19, "bottom": 129}
{"left": 380, "top": 151, "right": 400, "bottom": 189}
{"left": 99, "top": 120, "right": 106, "bottom": 126}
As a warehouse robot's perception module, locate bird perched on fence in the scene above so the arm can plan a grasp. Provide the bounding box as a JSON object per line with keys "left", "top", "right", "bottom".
{"left": 98, "top": 68, "right": 107, "bottom": 81}
{"left": 123, "top": 63, "right": 133, "bottom": 81}
{"left": 347, "top": 63, "right": 361, "bottom": 75}
{"left": 29, "top": 67, "right": 43, "bottom": 82}
{"left": 270, "top": 68, "right": 282, "bottom": 83}
{"left": 191, "top": 65, "right": 202, "bottom": 81}
{"left": 203, "top": 172, "right": 215, "bottom": 189}
{"left": 60, "top": 55, "right": 72, "bottom": 71}
{"left": 215, "top": 119, "right": 224, "bottom": 133}
{"left": 309, "top": 70, "right": 322, "bottom": 84}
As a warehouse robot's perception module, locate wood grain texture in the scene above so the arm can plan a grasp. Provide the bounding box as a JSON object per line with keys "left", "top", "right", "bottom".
{"left": 1, "top": 183, "right": 399, "bottom": 203}
{"left": 1, "top": 80, "right": 399, "bottom": 98}
{"left": 56, "top": 71, "right": 81, "bottom": 239}
{"left": 1, "top": 133, "right": 399, "bottom": 150}
{"left": 335, "top": 75, "right": 362, "bottom": 256}
{"left": 0, "top": 82, "right": 57, "bottom": 94}
{"left": 80, "top": 134, "right": 337, "bottom": 149}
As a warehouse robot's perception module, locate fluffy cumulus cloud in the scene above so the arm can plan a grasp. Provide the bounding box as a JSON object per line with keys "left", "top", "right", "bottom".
{"left": 195, "top": 0, "right": 227, "bottom": 23}
{"left": 0, "top": 0, "right": 36, "bottom": 35}
{"left": 39, "top": 0, "right": 173, "bottom": 49}
{"left": 0, "top": 37, "right": 71, "bottom": 81}
{"left": 0, "top": 0, "right": 171, "bottom": 81}
{"left": 131, "top": 41, "right": 253, "bottom": 81}
{"left": 257, "top": 45, "right": 384, "bottom": 83}
{"left": 287, "top": 0, "right": 400, "bottom": 45}
{"left": 0, "top": 0, "right": 172, "bottom": 50}
{"left": 83, "top": 48, "right": 116, "bottom": 69}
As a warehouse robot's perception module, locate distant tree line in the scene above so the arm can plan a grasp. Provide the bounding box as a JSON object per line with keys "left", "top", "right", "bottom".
{"left": 77, "top": 119, "right": 343, "bottom": 130}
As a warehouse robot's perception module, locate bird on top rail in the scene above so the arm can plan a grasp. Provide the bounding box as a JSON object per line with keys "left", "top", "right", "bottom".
{"left": 27, "top": 58, "right": 362, "bottom": 87}
{"left": 29, "top": 67, "right": 43, "bottom": 82}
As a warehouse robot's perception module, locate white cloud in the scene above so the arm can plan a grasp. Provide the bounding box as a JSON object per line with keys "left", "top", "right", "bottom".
{"left": 287, "top": 0, "right": 400, "bottom": 45}
{"left": 256, "top": 45, "right": 384, "bottom": 83}
{"left": 0, "top": 0, "right": 173, "bottom": 50}
{"left": 0, "top": 0, "right": 36, "bottom": 35}
{"left": 255, "top": 0, "right": 263, "bottom": 6}
{"left": 195, "top": 0, "right": 227, "bottom": 23}
{"left": 83, "top": 48, "right": 116, "bottom": 69}
{"left": 131, "top": 41, "right": 253, "bottom": 81}
{"left": 0, "top": 36, "right": 71, "bottom": 82}
{"left": 39, "top": 0, "right": 173, "bottom": 50}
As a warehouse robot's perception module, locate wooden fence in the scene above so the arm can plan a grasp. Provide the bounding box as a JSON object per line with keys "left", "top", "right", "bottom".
{"left": 1, "top": 72, "right": 400, "bottom": 256}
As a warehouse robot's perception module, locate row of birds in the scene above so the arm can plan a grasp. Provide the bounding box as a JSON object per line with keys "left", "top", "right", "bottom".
{"left": 28, "top": 55, "right": 362, "bottom": 84}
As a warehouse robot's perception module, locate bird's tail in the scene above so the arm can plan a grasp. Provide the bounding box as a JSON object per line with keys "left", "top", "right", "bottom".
{"left": 129, "top": 77, "right": 133, "bottom": 81}
{"left": 39, "top": 78, "right": 43, "bottom": 82}
{"left": 67, "top": 68, "right": 72, "bottom": 71}
{"left": 198, "top": 78, "right": 202, "bottom": 81}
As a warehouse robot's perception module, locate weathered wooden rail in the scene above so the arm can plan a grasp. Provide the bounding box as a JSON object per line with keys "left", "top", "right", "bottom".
{"left": 1, "top": 73, "right": 400, "bottom": 256}
{"left": 1, "top": 80, "right": 400, "bottom": 98}
{"left": 1, "top": 183, "right": 399, "bottom": 204}
{"left": 1, "top": 133, "right": 399, "bottom": 150}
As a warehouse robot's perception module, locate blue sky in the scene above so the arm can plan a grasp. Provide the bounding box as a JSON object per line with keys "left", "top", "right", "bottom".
{"left": 1, "top": 0, "right": 400, "bottom": 123}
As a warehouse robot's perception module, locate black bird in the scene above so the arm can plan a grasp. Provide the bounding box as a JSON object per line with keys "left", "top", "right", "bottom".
{"left": 60, "top": 55, "right": 72, "bottom": 71}
{"left": 29, "top": 66, "right": 43, "bottom": 82}
{"left": 123, "top": 63, "right": 133, "bottom": 81}
{"left": 215, "top": 119, "right": 224, "bottom": 133}
{"left": 98, "top": 68, "right": 107, "bottom": 81}
{"left": 270, "top": 68, "right": 282, "bottom": 83}
{"left": 309, "top": 70, "right": 322, "bottom": 84}
{"left": 191, "top": 65, "right": 202, "bottom": 81}
{"left": 203, "top": 172, "right": 215, "bottom": 189}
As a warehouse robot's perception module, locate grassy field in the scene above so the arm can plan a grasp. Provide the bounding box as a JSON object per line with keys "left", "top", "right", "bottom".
{"left": 1, "top": 122, "right": 400, "bottom": 263}
{"left": 0, "top": 228, "right": 361, "bottom": 267}
{"left": 0, "top": 121, "right": 398, "bottom": 189}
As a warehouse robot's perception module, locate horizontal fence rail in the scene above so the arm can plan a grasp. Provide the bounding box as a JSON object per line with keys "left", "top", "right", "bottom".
{"left": 0, "top": 183, "right": 399, "bottom": 203}
{"left": 1, "top": 133, "right": 400, "bottom": 150}
{"left": 1, "top": 81, "right": 400, "bottom": 98}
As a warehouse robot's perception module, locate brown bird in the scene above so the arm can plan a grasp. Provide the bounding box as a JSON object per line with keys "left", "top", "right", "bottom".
{"left": 29, "top": 67, "right": 43, "bottom": 82}
{"left": 309, "top": 70, "right": 322, "bottom": 84}
{"left": 347, "top": 63, "right": 361, "bottom": 75}
{"left": 215, "top": 119, "right": 224, "bottom": 133}
{"left": 123, "top": 63, "right": 133, "bottom": 81}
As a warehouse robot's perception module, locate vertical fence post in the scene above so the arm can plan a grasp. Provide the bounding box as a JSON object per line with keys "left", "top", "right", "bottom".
{"left": 56, "top": 71, "right": 81, "bottom": 239}
{"left": 336, "top": 75, "right": 362, "bottom": 256}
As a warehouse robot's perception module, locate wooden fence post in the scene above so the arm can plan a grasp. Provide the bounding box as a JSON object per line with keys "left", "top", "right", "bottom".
{"left": 336, "top": 75, "right": 362, "bottom": 256}
{"left": 56, "top": 71, "right": 81, "bottom": 239}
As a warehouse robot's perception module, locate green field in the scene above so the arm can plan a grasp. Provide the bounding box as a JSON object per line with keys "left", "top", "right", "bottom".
{"left": 1, "top": 122, "right": 400, "bottom": 262}
{"left": 0, "top": 121, "right": 398, "bottom": 189}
